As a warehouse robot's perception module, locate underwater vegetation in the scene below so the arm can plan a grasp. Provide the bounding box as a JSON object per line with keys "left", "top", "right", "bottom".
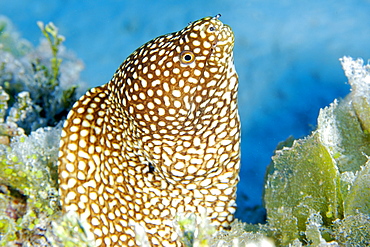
{"left": 0, "top": 16, "right": 92, "bottom": 246}
{"left": 0, "top": 16, "right": 369, "bottom": 246}
{"left": 264, "top": 56, "right": 370, "bottom": 246}
{"left": 0, "top": 17, "right": 83, "bottom": 136}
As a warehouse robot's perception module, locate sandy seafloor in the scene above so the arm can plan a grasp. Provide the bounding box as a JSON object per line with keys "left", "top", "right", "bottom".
{"left": 1, "top": 0, "right": 370, "bottom": 223}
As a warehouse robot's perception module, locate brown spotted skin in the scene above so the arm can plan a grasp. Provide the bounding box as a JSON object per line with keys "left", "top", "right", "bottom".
{"left": 58, "top": 16, "right": 240, "bottom": 246}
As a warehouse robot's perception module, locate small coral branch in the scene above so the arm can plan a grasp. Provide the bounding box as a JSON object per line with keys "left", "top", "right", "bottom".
{"left": 36, "top": 21, "right": 65, "bottom": 90}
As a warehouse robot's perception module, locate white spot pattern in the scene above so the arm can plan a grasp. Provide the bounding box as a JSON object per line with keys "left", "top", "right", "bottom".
{"left": 58, "top": 15, "right": 240, "bottom": 247}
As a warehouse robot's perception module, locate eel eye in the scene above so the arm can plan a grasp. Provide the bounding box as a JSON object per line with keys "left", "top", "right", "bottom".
{"left": 180, "top": 51, "right": 195, "bottom": 64}
{"left": 209, "top": 26, "right": 215, "bottom": 32}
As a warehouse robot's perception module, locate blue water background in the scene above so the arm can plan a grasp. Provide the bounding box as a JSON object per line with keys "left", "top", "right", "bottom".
{"left": 1, "top": 0, "right": 370, "bottom": 223}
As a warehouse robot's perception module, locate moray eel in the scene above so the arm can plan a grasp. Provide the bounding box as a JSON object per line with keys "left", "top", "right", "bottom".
{"left": 58, "top": 14, "right": 240, "bottom": 246}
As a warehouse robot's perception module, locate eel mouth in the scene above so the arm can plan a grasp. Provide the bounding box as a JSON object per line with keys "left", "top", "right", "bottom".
{"left": 217, "top": 24, "right": 234, "bottom": 49}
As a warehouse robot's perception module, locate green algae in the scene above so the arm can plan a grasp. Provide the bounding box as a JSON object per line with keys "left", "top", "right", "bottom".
{"left": 344, "top": 162, "right": 370, "bottom": 216}
{"left": 265, "top": 133, "right": 342, "bottom": 231}
{"left": 264, "top": 57, "right": 370, "bottom": 246}
{"left": 37, "top": 21, "right": 65, "bottom": 89}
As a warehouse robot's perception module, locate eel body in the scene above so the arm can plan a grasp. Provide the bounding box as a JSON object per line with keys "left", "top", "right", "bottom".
{"left": 58, "top": 15, "right": 240, "bottom": 246}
